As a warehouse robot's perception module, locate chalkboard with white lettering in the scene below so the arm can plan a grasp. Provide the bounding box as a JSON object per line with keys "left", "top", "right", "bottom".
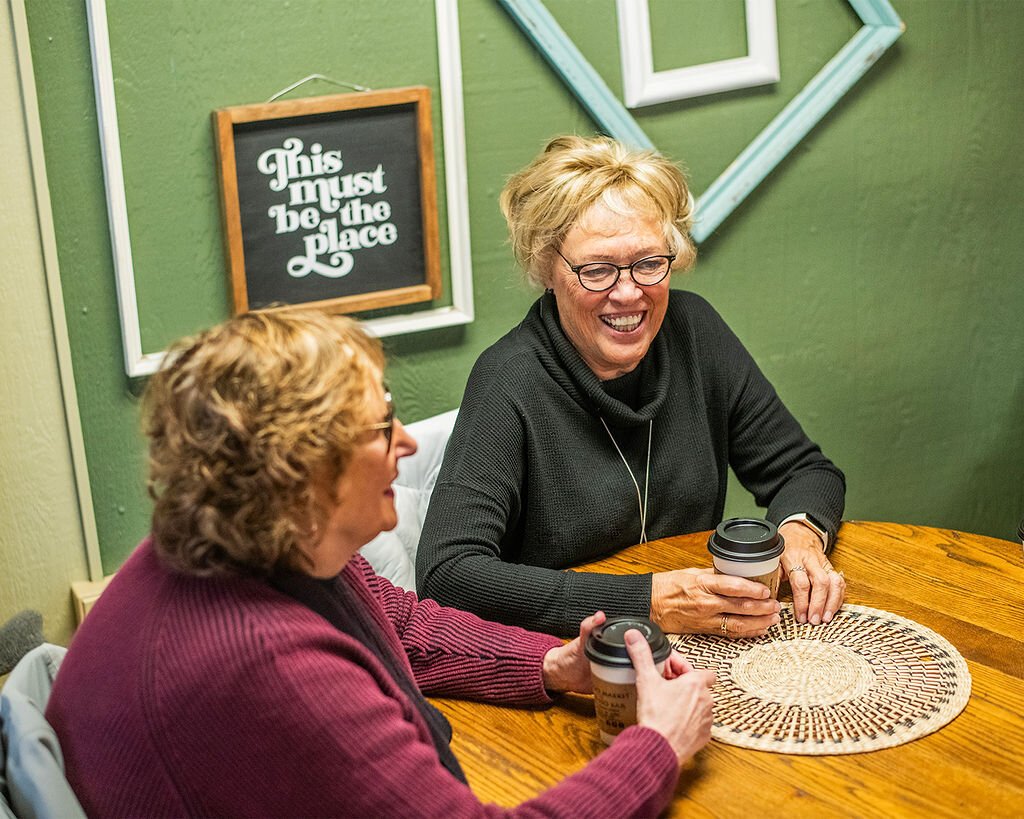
{"left": 214, "top": 87, "right": 441, "bottom": 315}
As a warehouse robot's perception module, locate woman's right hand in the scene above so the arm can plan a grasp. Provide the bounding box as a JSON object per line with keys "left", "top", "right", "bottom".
{"left": 626, "top": 630, "right": 716, "bottom": 765}
{"left": 650, "top": 568, "right": 781, "bottom": 638}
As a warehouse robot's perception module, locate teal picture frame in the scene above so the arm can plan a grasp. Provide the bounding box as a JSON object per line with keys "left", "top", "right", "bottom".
{"left": 498, "top": 0, "right": 904, "bottom": 243}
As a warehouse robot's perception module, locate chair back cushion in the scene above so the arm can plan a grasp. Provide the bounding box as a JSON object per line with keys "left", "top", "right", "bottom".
{"left": 359, "top": 409, "right": 458, "bottom": 589}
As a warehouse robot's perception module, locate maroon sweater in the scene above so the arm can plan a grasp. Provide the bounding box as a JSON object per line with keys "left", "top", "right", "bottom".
{"left": 47, "top": 539, "right": 680, "bottom": 817}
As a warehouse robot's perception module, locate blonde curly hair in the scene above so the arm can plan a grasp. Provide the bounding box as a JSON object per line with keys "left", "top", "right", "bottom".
{"left": 142, "top": 309, "right": 385, "bottom": 577}
{"left": 499, "top": 135, "right": 697, "bottom": 288}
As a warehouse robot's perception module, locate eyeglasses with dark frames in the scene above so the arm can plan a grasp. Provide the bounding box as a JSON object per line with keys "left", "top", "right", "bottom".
{"left": 556, "top": 248, "right": 675, "bottom": 292}
{"left": 357, "top": 388, "right": 395, "bottom": 451}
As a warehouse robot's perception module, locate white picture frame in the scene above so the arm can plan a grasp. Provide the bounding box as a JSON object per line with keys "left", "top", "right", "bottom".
{"left": 86, "top": 0, "right": 474, "bottom": 378}
{"left": 617, "top": 0, "right": 780, "bottom": 108}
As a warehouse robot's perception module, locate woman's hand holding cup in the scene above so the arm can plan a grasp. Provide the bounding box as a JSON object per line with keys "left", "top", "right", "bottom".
{"left": 541, "top": 610, "right": 608, "bottom": 694}
{"left": 625, "top": 630, "right": 715, "bottom": 765}
{"left": 650, "top": 568, "right": 781, "bottom": 638}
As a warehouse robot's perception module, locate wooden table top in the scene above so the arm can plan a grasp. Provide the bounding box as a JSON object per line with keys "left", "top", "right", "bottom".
{"left": 432, "top": 521, "right": 1024, "bottom": 817}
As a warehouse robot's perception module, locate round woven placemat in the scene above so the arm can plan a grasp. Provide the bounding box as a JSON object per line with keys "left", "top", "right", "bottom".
{"left": 669, "top": 604, "right": 971, "bottom": 755}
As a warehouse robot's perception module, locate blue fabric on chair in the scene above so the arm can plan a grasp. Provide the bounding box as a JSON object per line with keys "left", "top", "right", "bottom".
{"left": 360, "top": 408, "right": 458, "bottom": 589}
{"left": 0, "top": 644, "right": 86, "bottom": 819}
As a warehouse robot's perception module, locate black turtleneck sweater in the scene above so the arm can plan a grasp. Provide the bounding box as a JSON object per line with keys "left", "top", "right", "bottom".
{"left": 416, "top": 290, "right": 845, "bottom": 637}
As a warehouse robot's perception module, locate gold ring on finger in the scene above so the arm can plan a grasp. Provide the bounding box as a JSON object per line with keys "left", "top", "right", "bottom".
{"left": 720, "top": 615, "right": 729, "bottom": 636}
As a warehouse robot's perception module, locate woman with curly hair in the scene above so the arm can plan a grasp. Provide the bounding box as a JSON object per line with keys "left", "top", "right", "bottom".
{"left": 46, "top": 309, "right": 714, "bottom": 817}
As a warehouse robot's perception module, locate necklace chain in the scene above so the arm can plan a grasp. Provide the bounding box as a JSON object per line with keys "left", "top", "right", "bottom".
{"left": 600, "top": 418, "right": 653, "bottom": 544}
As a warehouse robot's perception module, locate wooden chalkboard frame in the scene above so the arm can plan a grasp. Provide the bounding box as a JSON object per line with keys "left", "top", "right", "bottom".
{"left": 87, "top": 0, "right": 474, "bottom": 378}
{"left": 213, "top": 86, "right": 442, "bottom": 315}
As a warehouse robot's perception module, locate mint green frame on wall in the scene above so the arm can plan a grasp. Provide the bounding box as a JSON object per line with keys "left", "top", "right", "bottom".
{"left": 498, "top": 0, "right": 904, "bottom": 243}
{"left": 85, "top": 0, "right": 475, "bottom": 378}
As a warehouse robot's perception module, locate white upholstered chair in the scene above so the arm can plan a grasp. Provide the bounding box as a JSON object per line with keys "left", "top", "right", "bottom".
{"left": 359, "top": 408, "right": 458, "bottom": 589}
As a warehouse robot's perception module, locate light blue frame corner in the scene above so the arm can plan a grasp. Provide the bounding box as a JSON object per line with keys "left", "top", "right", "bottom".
{"left": 498, "top": 0, "right": 904, "bottom": 243}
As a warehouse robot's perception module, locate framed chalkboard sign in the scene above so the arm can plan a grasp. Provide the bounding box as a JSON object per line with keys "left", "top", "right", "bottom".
{"left": 213, "top": 87, "right": 441, "bottom": 315}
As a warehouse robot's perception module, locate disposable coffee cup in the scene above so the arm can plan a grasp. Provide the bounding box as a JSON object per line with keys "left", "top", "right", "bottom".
{"left": 707, "top": 518, "right": 786, "bottom": 599}
{"left": 585, "top": 616, "right": 670, "bottom": 744}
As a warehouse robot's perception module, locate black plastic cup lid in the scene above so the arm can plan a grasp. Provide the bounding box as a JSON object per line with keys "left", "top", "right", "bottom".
{"left": 584, "top": 616, "right": 671, "bottom": 668}
{"left": 707, "top": 517, "right": 785, "bottom": 563}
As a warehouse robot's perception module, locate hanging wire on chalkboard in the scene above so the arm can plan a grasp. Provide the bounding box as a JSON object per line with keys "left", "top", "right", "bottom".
{"left": 266, "top": 74, "right": 372, "bottom": 103}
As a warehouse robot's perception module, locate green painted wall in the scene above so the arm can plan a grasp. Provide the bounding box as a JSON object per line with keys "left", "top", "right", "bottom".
{"left": 22, "top": 0, "right": 1024, "bottom": 574}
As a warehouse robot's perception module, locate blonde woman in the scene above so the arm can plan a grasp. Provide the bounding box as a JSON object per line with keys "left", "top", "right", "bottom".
{"left": 418, "top": 135, "right": 846, "bottom": 639}
{"left": 46, "top": 309, "right": 714, "bottom": 817}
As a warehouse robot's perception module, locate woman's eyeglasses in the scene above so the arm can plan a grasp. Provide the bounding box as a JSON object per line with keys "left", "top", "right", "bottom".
{"left": 357, "top": 389, "right": 395, "bottom": 450}
{"left": 556, "top": 248, "right": 675, "bottom": 292}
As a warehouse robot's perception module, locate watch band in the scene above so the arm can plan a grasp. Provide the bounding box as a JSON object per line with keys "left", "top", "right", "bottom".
{"left": 779, "top": 513, "right": 829, "bottom": 550}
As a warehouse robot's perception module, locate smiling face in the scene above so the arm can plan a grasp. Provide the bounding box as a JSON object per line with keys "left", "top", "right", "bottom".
{"left": 548, "top": 201, "right": 672, "bottom": 380}
{"left": 310, "top": 383, "right": 417, "bottom": 578}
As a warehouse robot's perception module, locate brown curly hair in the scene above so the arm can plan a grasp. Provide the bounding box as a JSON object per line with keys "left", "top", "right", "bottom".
{"left": 499, "top": 134, "right": 697, "bottom": 288}
{"left": 142, "top": 309, "right": 385, "bottom": 577}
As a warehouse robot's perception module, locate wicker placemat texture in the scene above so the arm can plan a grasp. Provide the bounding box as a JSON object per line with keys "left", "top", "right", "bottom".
{"left": 669, "top": 604, "right": 971, "bottom": 755}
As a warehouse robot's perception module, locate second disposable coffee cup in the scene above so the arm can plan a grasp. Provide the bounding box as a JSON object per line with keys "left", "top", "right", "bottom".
{"left": 707, "top": 517, "right": 786, "bottom": 599}
{"left": 585, "top": 616, "right": 671, "bottom": 744}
